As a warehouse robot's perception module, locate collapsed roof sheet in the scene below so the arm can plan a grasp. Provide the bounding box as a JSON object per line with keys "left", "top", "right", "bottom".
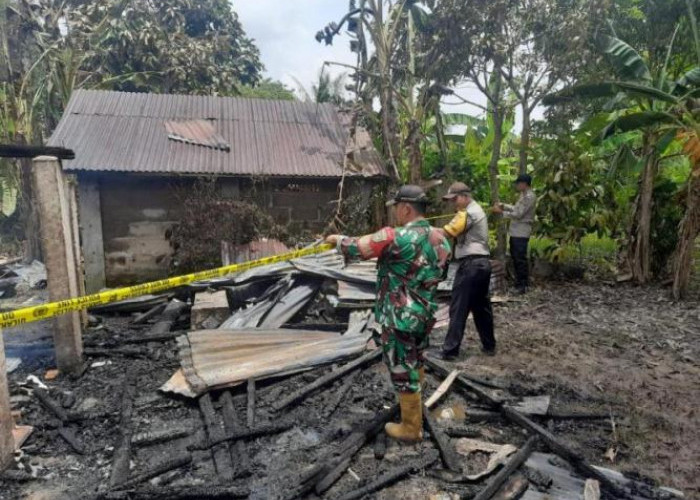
{"left": 162, "top": 328, "right": 372, "bottom": 398}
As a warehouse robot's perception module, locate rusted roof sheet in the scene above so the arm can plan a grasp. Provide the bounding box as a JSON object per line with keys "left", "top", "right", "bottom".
{"left": 162, "top": 328, "right": 373, "bottom": 397}
{"left": 48, "top": 90, "right": 387, "bottom": 178}
{"left": 164, "top": 119, "right": 230, "bottom": 151}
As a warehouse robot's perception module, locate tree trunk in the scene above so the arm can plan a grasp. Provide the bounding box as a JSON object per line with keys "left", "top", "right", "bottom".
{"left": 488, "top": 74, "right": 507, "bottom": 259}
{"left": 626, "top": 132, "right": 659, "bottom": 284}
{"left": 519, "top": 103, "right": 531, "bottom": 175}
{"left": 20, "top": 158, "right": 41, "bottom": 262}
{"left": 672, "top": 162, "right": 700, "bottom": 299}
{"left": 407, "top": 119, "right": 422, "bottom": 184}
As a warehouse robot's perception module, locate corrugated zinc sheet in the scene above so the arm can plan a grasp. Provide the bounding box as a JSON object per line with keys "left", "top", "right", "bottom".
{"left": 162, "top": 328, "right": 372, "bottom": 397}
{"left": 48, "top": 89, "right": 387, "bottom": 178}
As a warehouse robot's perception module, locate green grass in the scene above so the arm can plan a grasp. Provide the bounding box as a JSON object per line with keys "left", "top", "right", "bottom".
{"left": 529, "top": 234, "right": 618, "bottom": 262}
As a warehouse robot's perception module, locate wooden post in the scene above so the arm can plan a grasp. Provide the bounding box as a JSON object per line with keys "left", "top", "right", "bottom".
{"left": 0, "top": 333, "right": 13, "bottom": 470}
{"left": 77, "top": 177, "right": 106, "bottom": 293}
{"left": 33, "top": 156, "right": 83, "bottom": 374}
{"left": 67, "top": 177, "right": 88, "bottom": 326}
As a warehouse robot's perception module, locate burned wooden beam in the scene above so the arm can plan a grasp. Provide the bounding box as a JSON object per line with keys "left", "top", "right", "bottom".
{"left": 84, "top": 347, "right": 149, "bottom": 359}
{"left": 109, "top": 366, "right": 137, "bottom": 488}
{"left": 189, "top": 421, "right": 294, "bottom": 450}
{"left": 323, "top": 369, "right": 360, "bottom": 419}
{"left": 373, "top": 431, "right": 387, "bottom": 460}
{"left": 246, "top": 379, "right": 255, "bottom": 428}
{"left": 494, "top": 475, "right": 530, "bottom": 500}
{"left": 100, "top": 484, "right": 250, "bottom": 500}
{"left": 113, "top": 453, "right": 192, "bottom": 490}
{"left": 0, "top": 144, "right": 75, "bottom": 159}
{"left": 422, "top": 406, "right": 462, "bottom": 473}
{"left": 272, "top": 349, "right": 382, "bottom": 412}
{"left": 34, "top": 388, "right": 69, "bottom": 422}
{"left": 335, "top": 451, "right": 439, "bottom": 500}
{"left": 425, "top": 357, "right": 503, "bottom": 407}
{"left": 131, "top": 303, "right": 167, "bottom": 325}
{"left": 57, "top": 426, "right": 86, "bottom": 455}
{"left": 312, "top": 404, "right": 399, "bottom": 496}
{"left": 445, "top": 426, "right": 483, "bottom": 439}
{"left": 121, "top": 332, "right": 181, "bottom": 345}
{"left": 220, "top": 391, "right": 251, "bottom": 478}
{"left": 472, "top": 436, "right": 537, "bottom": 500}
{"left": 131, "top": 427, "right": 192, "bottom": 448}
{"left": 149, "top": 300, "right": 188, "bottom": 336}
{"left": 198, "top": 393, "right": 234, "bottom": 481}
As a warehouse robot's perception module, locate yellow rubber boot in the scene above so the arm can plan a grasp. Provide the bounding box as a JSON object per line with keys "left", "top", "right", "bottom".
{"left": 385, "top": 391, "right": 423, "bottom": 442}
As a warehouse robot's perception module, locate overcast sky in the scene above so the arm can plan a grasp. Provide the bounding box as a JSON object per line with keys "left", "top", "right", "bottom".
{"left": 234, "top": 1, "right": 537, "bottom": 126}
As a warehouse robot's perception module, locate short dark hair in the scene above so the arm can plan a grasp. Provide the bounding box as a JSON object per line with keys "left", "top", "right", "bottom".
{"left": 408, "top": 201, "right": 427, "bottom": 215}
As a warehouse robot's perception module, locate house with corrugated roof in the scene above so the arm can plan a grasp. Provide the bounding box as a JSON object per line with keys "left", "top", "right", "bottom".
{"left": 48, "top": 90, "right": 387, "bottom": 290}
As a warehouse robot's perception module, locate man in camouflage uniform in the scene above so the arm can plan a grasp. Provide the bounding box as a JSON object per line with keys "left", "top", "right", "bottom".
{"left": 326, "top": 185, "right": 451, "bottom": 442}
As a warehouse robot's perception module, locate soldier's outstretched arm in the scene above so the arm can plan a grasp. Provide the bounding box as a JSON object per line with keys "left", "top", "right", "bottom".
{"left": 325, "top": 227, "right": 396, "bottom": 260}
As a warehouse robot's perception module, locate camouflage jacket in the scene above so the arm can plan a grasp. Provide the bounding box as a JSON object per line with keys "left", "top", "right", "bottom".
{"left": 338, "top": 219, "right": 451, "bottom": 333}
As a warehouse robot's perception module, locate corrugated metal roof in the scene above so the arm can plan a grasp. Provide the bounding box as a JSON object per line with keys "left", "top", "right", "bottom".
{"left": 48, "top": 90, "right": 387, "bottom": 178}
{"left": 164, "top": 119, "right": 230, "bottom": 151}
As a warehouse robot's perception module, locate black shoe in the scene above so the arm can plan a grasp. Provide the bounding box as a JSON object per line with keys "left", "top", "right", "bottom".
{"left": 433, "top": 350, "right": 458, "bottom": 361}
{"left": 481, "top": 347, "right": 496, "bottom": 356}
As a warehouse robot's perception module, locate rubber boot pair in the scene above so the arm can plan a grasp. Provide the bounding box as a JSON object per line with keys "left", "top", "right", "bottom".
{"left": 385, "top": 368, "right": 425, "bottom": 443}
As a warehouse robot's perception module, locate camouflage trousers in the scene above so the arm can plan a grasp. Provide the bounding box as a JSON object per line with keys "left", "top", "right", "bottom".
{"left": 378, "top": 327, "right": 430, "bottom": 394}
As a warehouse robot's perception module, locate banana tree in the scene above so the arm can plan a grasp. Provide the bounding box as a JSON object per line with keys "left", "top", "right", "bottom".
{"left": 545, "top": 34, "right": 700, "bottom": 297}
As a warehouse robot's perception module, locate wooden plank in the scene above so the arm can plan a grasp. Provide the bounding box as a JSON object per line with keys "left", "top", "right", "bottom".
{"left": 425, "top": 369, "right": 460, "bottom": 409}
{"left": 198, "top": 393, "right": 234, "bottom": 481}
{"left": 110, "top": 366, "right": 137, "bottom": 487}
{"left": 246, "top": 379, "right": 255, "bottom": 429}
{"left": 272, "top": 349, "right": 382, "bottom": 411}
{"left": 33, "top": 156, "right": 83, "bottom": 373}
{"left": 220, "top": 391, "right": 250, "bottom": 478}
{"left": 0, "top": 337, "right": 13, "bottom": 470}
{"left": 423, "top": 406, "right": 462, "bottom": 472}
{"left": 77, "top": 177, "right": 106, "bottom": 294}
{"left": 0, "top": 144, "right": 74, "bottom": 159}
{"left": 473, "top": 437, "right": 537, "bottom": 500}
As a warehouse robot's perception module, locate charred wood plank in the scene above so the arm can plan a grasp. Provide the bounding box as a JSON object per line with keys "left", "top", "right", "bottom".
{"left": 131, "top": 427, "right": 192, "bottom": 448}
{"left": 334, "top": 451, "right": 439, "bottom": 500}
{"left": 109, "top": 366, "right": 137, "bottom": 488}
{"left": 199, "top": 393, "right": 234, "bottom": 481}
{"left": 425, "top": 357, "right": 503, "bottom": 406}
{"left": 100, "top": 484, "right": 249, "bottom": 500}
{"left": 246, "top": 379, "right": 255, "bottom": 429}
{"left": 272, "top": 349, "right": 382, "bottom": 412}
{"left": 130, "top": 303, "right": 167, "bottom": 325}
{"left": 472, "top": 436, "right": 537, "bottom": 500}
{"left": 493, "top": 475, "right": 530, "bottom": 500}
{"left": 34, "top": 388, "right": 69, "bottom": 422}
{"left": 373, "top": 431, "right": 387, "bottom": 460}
{"left": 220, "top": 391, "right": 251, "bottom": 478}
{"left": 84, "top": 347, "right": 148, "bottom": 359}
{"left": 445, "top": 426, "right": 483, "bottom": 439}
{"left": 0, "top": 144, "right": 75, "bottom": 159}
{"left": 189, "top": 421, "right": 294, "bottom": 450}
{"left": 323, "top": 369, "right": 360, "bottom": 420}
{"left": 114, "top": 453, "right": 192, "bottom": 490}
{"left": 312, "top": 404, "right": 399, "bottom": 495}
{"left": 423, "top": 406, "right": 462, "bottom": 472}
{"left": 57, "top": 426, "right": 86, "bottom": 455}
{"left": 122, "top": 332, "right": 181, "bottom": 345}
{"left": 149, "top": 300, "right": 188, "bottom": 336}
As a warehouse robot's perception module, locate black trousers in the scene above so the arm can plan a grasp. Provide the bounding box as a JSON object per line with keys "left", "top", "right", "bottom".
{"left": 443, "top": 257, "right": 495, "bottom": 354}
{"left": 510, "top": 237, "right": 530, "bottom": 290}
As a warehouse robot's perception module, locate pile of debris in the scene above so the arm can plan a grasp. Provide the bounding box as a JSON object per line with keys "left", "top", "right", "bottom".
{"left": 2, "top": 248, "right": 685, "bottom": 500}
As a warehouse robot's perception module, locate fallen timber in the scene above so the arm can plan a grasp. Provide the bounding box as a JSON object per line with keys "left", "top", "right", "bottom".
{"left": 423, "top": 406, "right": 462, "bottom": 472}
{"left": 425, "top": 357, "right": 630, "bottom": 499}
{"left": 188, "top": 421, "right": 295, "bottom": 450}
{"left": 97, "top": 485, "right": 250, "bottom": 500}
{"left": 198, "top": 393, "right": 235, "bottom": 480}
{"left": 109, "top": 366, "right": 137, "bottom": 488}
{"left": 472, "top": 436, "right": 538, "bottom": 500}
{"left": 220, "top": 390, "right": 251, "bottom": 478}
{"left": 334, "top": 451, "right": 440, "bottom": 500}
{"left": 272, "top": 349, "right": 382, "bottom": 411}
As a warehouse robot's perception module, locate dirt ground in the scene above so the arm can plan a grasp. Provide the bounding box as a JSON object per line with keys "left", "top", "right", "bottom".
{"left": 1, "top": 281, "right": 698, "bottom": 499}
{"left": 428, "top": 282, "right": 700, "bottom": 497}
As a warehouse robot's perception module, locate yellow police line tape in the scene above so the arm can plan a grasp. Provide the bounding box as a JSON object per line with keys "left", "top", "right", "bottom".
{"left": 0, "top": 243, "right": 334, "bottom": 329}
